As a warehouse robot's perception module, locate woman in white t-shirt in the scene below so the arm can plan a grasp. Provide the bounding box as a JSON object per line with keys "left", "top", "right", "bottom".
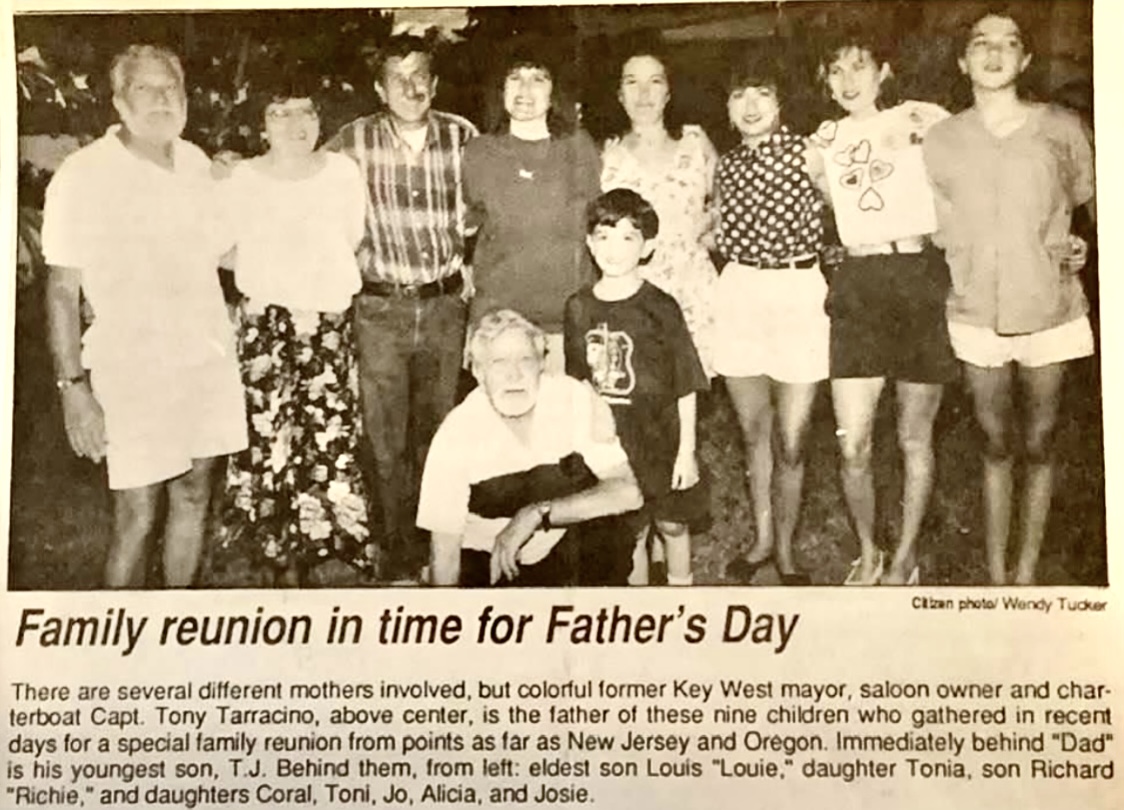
{"left": 808, "top": 31, "right": 958, "bottom": 585}
{"left": 220, "top": 80, "right": 373, "bottom": 585}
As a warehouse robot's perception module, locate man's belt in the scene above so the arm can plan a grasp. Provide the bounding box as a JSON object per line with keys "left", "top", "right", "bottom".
{"left": 361, "top": 272, "right": 463, "bottom": 299}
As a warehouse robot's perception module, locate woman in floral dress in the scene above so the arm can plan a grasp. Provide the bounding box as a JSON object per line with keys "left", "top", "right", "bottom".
{"left": 600, "top": 49, "right": 719, "bottom": 375}
{"left": 221, "top": 78, "right": 373, "bottom": 584}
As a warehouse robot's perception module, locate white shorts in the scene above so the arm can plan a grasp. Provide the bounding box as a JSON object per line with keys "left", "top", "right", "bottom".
{"left": 948, "top": 316, "right": 1095, "bottom": 368}
{"left": 712, "top": 263, "right": 830, "bottom": 383}
{"left": 91, "top": 353, "right": 247, "bottom": 490}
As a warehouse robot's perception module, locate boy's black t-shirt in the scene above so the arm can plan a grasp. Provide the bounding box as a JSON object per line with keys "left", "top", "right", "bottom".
{"left": 563, "top": 281, "right": 708, "bottom": 500}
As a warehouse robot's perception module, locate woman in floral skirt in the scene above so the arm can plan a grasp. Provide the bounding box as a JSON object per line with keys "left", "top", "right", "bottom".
{"left": 221, "top": 76, "right": 373, "bottom": 584}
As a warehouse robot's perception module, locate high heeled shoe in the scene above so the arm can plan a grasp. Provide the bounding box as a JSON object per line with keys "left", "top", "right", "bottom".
{"left": 843, "top": 549, "right": 884, "bottom": 586}
{"left": 726, "top": 554, "right": 773, "bottom": 583}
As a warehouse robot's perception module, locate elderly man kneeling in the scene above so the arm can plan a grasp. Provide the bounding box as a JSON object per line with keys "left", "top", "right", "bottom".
{"left": 417, "top": 309, "right": 643, "bottom": 587}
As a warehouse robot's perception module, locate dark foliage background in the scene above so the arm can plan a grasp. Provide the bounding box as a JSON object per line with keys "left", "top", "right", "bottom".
{"left": 16, "top": 2, "right": 1093, "bottom": 151}
{"left": 10, "top": 2, "right": 1102, "bottom": 590}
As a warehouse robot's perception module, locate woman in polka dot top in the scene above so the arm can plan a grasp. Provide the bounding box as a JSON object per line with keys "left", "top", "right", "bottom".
{"left": 711, "top": 49, "right": 829, "bottom": 587}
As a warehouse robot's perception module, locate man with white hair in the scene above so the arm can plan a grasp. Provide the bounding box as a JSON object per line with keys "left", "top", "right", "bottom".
{"left": 417, "top": 309, "right": 643, "bottom": 587}
{"left": 42, "top": 44, "right": 246, "bottom": 588}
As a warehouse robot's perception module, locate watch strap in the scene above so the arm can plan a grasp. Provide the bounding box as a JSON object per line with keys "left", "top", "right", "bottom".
{"left": 55, "top": 374, "right": 86, "bottom": 392}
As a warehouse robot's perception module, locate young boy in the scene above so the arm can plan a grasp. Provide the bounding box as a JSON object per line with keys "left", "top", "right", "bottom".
{"left": 563, "top": 188, "right": 709, "bottom": 585}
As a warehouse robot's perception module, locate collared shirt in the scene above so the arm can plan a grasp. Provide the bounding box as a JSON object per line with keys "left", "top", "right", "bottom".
{"left": 325, "top": 110, "right": 478, "bottom": 286}
{"left": 416, "top": 375, "right": 628, "bottom": 565}
{"left": 716, "top": 126, "right": 823, "bottom": 267}
{"left": 924, "top": 104, "right": 1094, "bottom": 334}
{"left": 41, "top": 126, "right": 236, "bottom": 372}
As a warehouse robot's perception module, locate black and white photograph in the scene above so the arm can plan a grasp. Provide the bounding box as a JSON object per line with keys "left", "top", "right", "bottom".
{"left": 8, "top": 0, "right": 1104, "bottom": 590}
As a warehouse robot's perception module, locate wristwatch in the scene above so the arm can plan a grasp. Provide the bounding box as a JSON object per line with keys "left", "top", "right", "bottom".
{"left": 55, "top": 374, "right": 86, "bottom": 392}
{"left": 536, "top": 501, "right": 553, "bottom": 532}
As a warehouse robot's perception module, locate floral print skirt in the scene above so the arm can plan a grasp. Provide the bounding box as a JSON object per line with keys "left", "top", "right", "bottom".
{"left": 223, "top": 303, "right": 374, "bottom": 573}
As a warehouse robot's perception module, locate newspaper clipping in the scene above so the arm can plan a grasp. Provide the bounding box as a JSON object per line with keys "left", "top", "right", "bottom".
{"left": 2, "top": 1, "right": 1121, "bottom": 808}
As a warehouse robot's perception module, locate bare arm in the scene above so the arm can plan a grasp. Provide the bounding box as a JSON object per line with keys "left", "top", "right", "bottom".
{"left": 492, "top": 458, "right": 644, "bottom": 583}
{"left": 45, "top": 264, "right": 105, "bottom": 461}
{"left": 804, "top": 140, "right": 832, "bottom": 202}
{"left": 548, "top": 459, "right": 644, "bottom": 525}
{"left": 672, "top": 392, "right": 700, "bottom": 490}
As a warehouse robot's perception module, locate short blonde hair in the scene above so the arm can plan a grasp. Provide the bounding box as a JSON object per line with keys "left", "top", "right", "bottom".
{"left": 468, "top": 309, "right": 546, "bottom": 372}
{"left": 110, "top": 45, "right": 185, "bottom": 96}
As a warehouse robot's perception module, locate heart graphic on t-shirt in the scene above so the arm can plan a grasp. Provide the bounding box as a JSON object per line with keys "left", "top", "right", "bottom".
{"left": 858, "top": 187, "right": 885, "bottom": 211}
{"left": 869, "top": 159, "right": 894, "bottom": 183}
{"left": 815, "top": 119, "right": 838, "bottom": 145}
{"left": 840, "top": 167, "right": 863, "bottom": 190}
{"left": 833, "top": 139, "right": 872, "bottom": 168}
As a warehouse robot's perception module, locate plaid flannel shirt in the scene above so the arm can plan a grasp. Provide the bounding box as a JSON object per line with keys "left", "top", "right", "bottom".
{"left": 325, "top": 110, "right": 478, "bottom": 286}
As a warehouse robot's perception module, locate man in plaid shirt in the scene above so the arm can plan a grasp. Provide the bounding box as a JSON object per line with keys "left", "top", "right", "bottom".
{"left": 325, "top": 34, "right": 478, "bottom": 580}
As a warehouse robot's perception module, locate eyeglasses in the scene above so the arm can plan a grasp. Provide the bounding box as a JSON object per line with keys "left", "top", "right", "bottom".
{"left": 266, "top": 107, "right": 319, "bottom": 122}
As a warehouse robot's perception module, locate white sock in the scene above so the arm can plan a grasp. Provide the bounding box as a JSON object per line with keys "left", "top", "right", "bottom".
{"left": 667, "top": 573, "right": 693, "bottom": 586}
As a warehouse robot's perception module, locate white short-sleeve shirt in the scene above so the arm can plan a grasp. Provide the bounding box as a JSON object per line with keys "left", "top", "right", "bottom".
{"left": 41, "top": 126, "right": 247, "bottom": 488}
{"left": 41, "top": 126, "right": 236, "bottom": 372}
{"left": 417, "top": 375, "right": 629, "bottom": 565}
{"left": 223, "top": 152, "right": 366, "bottom": 313}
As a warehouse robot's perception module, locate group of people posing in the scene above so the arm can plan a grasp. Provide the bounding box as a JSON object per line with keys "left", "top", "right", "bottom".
{"left": 42, "top": 9, "right": 1095, "bottom": 590}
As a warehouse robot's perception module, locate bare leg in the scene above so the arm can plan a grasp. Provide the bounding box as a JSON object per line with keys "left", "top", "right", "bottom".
{"left": 430, "top": 533, "right": 461, "bottom": 587}
{"left": 831, "top": 377, "right": 885, "bottom": 581}
{"left": 629, "top": 523, "right": 650, "bottom": 586}
{"left": 725, "top": 376, "right": 774, "bottom": 561}
{"left": 885, "top": 381, "right": 944, "bottom": 584}
{"left": 772, "top": 380, "right": 819, "bottom": 575}
{"left": 163, "top": 457, "right": 219, "bottom": 588}
{"left": 658, "top": 519, "right": 692, "bottom": 585}
{"left": 1013, "top": 362, "right": 1066, "bottom": 585}
{"left": 107, "top": 485, "right": 162, "bottom": 588}
{"left": 964, "top": 363, "right": 1015, "bottom": 585}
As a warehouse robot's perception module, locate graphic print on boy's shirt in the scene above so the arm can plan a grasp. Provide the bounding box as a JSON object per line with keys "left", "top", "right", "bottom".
{"left": 584, "top": 322, "right": 636, "bottom": 404}
{"left": 812, "top": 101, "right": 948, "bottom": 246}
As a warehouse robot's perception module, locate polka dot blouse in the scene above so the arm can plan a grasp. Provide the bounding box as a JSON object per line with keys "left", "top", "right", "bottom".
{"left": 716, "top": 127, "right": 824, "bottom": 267}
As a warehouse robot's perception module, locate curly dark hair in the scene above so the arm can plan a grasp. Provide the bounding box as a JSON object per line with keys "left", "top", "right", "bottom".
{"left": 586, "top": 188, "right": 660, "bottom": 241}
{"left": 816, "top": 23, "right": 900, "bottom": 110}
{"left": 488, "top": 37, "right": 576, "bottom": 136}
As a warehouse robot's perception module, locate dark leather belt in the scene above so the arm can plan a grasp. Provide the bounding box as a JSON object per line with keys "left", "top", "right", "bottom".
{"left": 361, "top": 272, "right": 463, "bottom": 299}
{"left": 751, "top": 256, "right": 818, "bottom": 270}
{"left": 725, "top": 255, "right": 819, "bottom": 271}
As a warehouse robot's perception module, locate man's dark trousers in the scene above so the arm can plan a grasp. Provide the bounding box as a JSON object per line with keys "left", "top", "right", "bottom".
{"left": 353, "top": 291, "right": 466, "bottom": 576}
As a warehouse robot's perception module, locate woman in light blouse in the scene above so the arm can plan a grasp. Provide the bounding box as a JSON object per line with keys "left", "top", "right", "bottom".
{"left": 221, "top": 76, "right": 373, "bottom": 585}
